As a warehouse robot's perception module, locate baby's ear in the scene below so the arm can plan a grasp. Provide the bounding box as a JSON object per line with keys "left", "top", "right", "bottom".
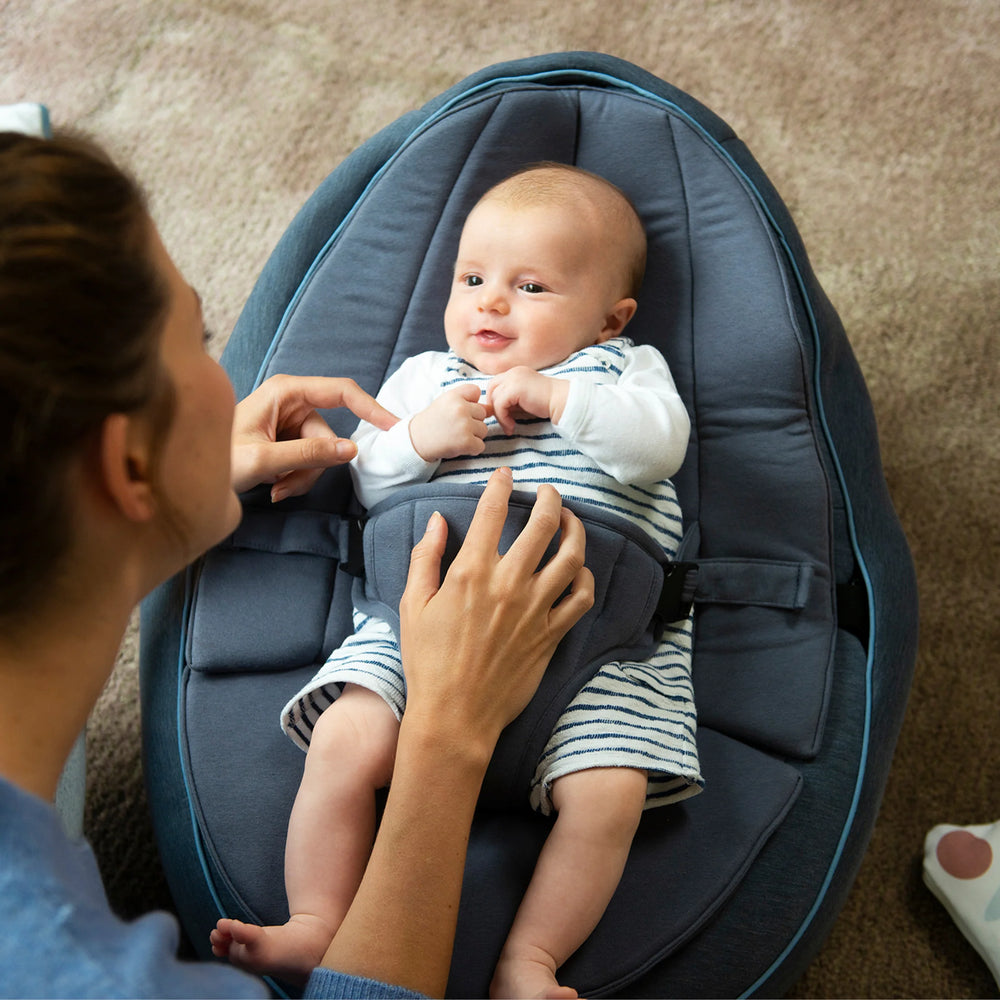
{"left": 598, "top": 298, "right": 638, "bottom": 341}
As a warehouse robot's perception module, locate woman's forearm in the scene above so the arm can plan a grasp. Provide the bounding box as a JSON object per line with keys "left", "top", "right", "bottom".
{"left": 318, "top": 714, "right": 491, "bottom": 997}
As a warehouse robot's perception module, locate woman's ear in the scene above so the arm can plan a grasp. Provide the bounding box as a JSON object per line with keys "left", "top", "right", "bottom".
{"left": 598, "top": 298, "right": 638, "bottom": 342}
{"left": 98, "top": 413, "right": 157, "bottom": 523}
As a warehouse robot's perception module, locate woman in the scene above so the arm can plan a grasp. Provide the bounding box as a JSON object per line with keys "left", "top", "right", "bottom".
{"left": 0, "top": 131, "right": 594, "bottom": 998}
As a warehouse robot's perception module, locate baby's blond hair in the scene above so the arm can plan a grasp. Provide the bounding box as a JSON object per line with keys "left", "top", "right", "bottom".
{"left": 477, "top": 163, "right": 647, "bottom": 299}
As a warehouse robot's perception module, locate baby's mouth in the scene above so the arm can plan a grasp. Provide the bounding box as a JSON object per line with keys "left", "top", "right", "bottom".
{"left": 474, "top": 329, "right": 512, "bottom": 346}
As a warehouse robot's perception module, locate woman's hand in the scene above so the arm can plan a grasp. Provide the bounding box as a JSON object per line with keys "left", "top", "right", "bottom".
{"left": 230, "top": 374, "right": 397, "bottom": 501}
{"left": 398, "top": 467, "right": 594, "bottom": 758}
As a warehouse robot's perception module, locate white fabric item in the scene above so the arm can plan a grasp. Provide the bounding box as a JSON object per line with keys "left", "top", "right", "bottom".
{"left": 923, "top": 821, "right": 1000, "bottom": 987}
{"left": 0, "top": 103, "right": 50, "bottom": 137}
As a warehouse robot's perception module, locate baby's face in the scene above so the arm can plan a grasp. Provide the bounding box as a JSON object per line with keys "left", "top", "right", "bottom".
{"left": 444, "top": 198, "right": 625, "bottom": 376}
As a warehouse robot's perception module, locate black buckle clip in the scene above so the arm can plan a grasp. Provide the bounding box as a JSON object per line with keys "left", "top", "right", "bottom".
{"left": 656, "top": 561, "right": 699, "bottom": 623}
{"left": 341, "top": 516, "right": 367, "bottom": 578}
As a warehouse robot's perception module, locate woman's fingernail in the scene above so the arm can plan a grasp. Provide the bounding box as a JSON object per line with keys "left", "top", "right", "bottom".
{"left": 334, "top": 439, "right": 356, "bottom": 460}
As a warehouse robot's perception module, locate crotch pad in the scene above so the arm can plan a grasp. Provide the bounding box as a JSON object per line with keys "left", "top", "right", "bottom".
{"left": 354, "top": 482, "right": 672, "bottom": 808}
{"left": 923, "top": 821, "right": 1000, "bottom": 987}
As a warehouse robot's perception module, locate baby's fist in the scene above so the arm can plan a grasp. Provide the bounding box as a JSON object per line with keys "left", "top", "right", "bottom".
{"left": 410, "top": 384, "right": 489, "bottom": 461}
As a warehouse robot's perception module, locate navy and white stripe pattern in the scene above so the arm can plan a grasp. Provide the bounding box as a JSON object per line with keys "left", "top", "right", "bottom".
{"left": 282, "top": 339, "right": 701, "bottom": 812}
{"left": 282, "top": 612, "right": 405, "bottom": 751}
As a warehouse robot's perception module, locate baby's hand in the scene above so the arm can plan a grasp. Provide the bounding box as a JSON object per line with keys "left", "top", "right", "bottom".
{"left": 409, "top": 384, "right": 489, "bottom": 462}
{"left": 486, "top": 367, "right": 570, "bottom": 435}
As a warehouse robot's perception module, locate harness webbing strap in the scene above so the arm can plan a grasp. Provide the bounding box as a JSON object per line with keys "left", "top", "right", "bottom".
{"left": 693, "top": 557, "right": 814, "bottom": 610}
{"left": 225, "top": 507, "right": 343, "bottom": 559}
{"left": 225, "top": 506, "right": 821, "bottom": 623}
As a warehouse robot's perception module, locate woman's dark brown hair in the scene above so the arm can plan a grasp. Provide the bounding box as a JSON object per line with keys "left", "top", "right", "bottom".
{"left": 0, "top": 131, "right": 172, "bottom": 619}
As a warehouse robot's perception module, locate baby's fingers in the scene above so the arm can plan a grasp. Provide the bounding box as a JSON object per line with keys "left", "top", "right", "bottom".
{"left": 454, "top": 383, "right": 484, "bottom": 404}
{"left": 485, "top": 383, "right": 516, "bottom": 435}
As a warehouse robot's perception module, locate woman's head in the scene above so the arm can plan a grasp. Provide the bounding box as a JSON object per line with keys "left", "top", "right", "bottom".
{"left": 0, "top": 132, "right": 238, "bottom": 622}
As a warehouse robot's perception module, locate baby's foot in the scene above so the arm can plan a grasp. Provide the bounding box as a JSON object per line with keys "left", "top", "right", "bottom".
{"left": 210, "top": 913, "right": 334, "bottom": 985}
{"left": 490, "top": 946, "right": 579, "bottom": 999}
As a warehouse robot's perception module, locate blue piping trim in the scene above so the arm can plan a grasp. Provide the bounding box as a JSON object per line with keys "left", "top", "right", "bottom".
{"left": 246, "top": 64, "right": 877, "bottom": 992}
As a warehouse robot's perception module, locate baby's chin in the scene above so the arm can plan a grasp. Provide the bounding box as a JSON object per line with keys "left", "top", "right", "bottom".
{"left": 466, "top": 332, "right": 516, "bottom": 371}
{"left": 471, "top": 357, "right": 511, "bottom": 376}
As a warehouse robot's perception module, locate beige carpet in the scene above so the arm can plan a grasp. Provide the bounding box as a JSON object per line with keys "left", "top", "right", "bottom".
{"left": 3, "top": 1, "right": 998, "bottom": 996}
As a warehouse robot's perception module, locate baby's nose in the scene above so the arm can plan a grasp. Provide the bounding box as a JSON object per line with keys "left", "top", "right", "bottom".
{"left": 478, "top": 285, "right": 510, "bottom": 314}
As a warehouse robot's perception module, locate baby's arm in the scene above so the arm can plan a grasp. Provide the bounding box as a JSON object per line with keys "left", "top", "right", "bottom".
{"left": 555, "top": 344, "right": 690, "bottom": 485}
{"left": 350, "top": 354, "right": 440, "bottom": 509}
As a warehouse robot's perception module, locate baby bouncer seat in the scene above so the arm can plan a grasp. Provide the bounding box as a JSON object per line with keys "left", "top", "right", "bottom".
{"left": 140, "top": 52, "right": 918, "bottom": 997}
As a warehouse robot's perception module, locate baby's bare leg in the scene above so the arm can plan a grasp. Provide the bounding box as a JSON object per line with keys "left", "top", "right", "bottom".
{"left": 211, "top": 685, "right": 399, "bottom": 983}
{"left": 490, "top": 767, "right": 648, "bottom": 1000}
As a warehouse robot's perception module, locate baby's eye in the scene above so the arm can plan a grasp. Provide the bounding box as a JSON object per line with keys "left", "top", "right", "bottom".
{"left": 520, "top": 282, "right": 545, "bottom": 294}
{"left": 462, "top": 274, "right": 484, "bottom": 287}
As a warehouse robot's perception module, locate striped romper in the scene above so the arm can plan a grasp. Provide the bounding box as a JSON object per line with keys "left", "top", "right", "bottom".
{"left": 281, "top": 337, "right": 702, "bottom": 813}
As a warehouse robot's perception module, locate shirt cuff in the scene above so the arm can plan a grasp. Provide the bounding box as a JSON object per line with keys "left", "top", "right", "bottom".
{"left": 554, "top": 377, "right": 593, "bottom": 439}
{"left": 303, "top": 966, "right": 428, "bottom": 999}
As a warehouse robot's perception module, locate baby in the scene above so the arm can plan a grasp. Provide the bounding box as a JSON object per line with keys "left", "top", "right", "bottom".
{"left": 212, "top": 164, "right": 702, "bottom": 998}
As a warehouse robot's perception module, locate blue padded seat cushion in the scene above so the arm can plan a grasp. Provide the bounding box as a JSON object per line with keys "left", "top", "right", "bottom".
{"left": 141, "top": 53, "right": 917, "bottom": 999}
{"left": 181, "top": 73, "right": 831, "bottom": 994}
